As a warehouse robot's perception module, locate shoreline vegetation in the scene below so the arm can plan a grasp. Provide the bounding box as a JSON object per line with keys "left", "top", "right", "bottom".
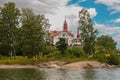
{"left": 0, "top": 61, "right": 117, "bottom": 69}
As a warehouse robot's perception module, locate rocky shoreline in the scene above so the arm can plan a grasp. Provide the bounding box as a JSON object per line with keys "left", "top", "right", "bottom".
{"left": 37, "top": 61, "right": 116, "bottom": 69}
{"left": 0, "top": 61, "right": 117, "bottom": 69}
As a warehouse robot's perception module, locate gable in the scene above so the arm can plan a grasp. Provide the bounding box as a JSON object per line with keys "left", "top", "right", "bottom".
{"left": 55, "top": 31, "right": 73, "bottom": 38}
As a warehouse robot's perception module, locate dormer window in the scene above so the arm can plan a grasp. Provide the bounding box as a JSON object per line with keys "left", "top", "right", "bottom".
{"left": 63, "top": 34, "right": 65, "bottom": 37}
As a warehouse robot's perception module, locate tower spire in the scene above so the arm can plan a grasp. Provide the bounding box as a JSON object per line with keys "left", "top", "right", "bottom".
{"left": 63, "top": 17, "right": 68, "bottom": 32}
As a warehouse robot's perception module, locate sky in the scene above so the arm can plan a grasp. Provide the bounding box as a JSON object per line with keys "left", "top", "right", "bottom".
{"left": 0, "top": 0, "right": 120, "bottom": 49}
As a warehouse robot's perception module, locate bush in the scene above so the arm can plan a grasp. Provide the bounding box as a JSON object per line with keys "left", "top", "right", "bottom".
{"left": 93, "top": 53, "right": 108, "bottom": 63}
{"left": 93, "top": 53, "right": 120, "bottom": 65}
{"left": 67, "top": 47, "right": 85, "bottom": 58}
{"left": 109, "top": 54, "right": 120, "bottom": 65}
{"left": 46, "top": 50, "right": 61, "bottom": 58}
{"left": 95, "top": 46, "right": 107, "bottom": 54}
{"left": 43, "top": 46, "right": 57, "bottom": 55}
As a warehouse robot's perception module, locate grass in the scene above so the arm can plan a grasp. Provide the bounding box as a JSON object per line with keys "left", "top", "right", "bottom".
{"left": 0, "top": 55, "right": 88, "bottom": 65}
{"left": 0, "top": 56, "right": 37, "bottom": 65}
{"left": 59, "top": 57, "right": 87, "bottom": 63}
{"left": 2, "top": 54, "right": 118, "bottom": 65}
{"left": 0, "top": 59, "right": 37, "bottom": 65}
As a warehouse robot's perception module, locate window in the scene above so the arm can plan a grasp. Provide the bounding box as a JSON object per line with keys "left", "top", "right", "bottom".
{"left": 63, "top": 34, "right": 65, "bottom": 37}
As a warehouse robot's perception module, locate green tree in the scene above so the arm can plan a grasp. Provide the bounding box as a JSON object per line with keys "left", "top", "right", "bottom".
{"left": 78, "top": 8, "right": 98, "bottom": 56}
{"left": 0, "top": 9, "right": 9, "bottom": 56}
{"left": 15, "top": 28, "right": 23, "bottom": 56}
{"left": 21, "top": 8, "right": 50, "bottom": 58}
{"left": 96, "top": 35, "right": 116, "bottom": 53}
{"left": 0, "top": 2, "right": 20, "bottom": 59}
{"left": 56, "top": 38, "right": 68, "bottom": 54}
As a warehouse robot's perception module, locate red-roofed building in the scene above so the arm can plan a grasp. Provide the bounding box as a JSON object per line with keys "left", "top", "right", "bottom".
{"left": 50, "top": 20, "right": 74, "bottom": 46}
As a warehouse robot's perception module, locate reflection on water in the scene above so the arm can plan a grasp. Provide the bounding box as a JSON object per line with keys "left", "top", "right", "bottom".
{"left": 82, "top": 69, "right": 97, "bottom": 80}
{"left": 43, "top": 69, "right": 97, "bottom": 80}
{"left": 0, "top": 68, "right": 120, "bottom": 80}
{"left": 0, "top": 69, "right": 46, "bottom": 80}
{"left": 57, "top": 69, "right": 68, "bottom": 80}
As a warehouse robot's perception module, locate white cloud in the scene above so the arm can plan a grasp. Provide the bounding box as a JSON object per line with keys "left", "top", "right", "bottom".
{"left": 78, "top": 0, "right": 87, "bottom": 3}
{"left": 45, "top": 4, "right": 82, "bottom": 32}
{"left": 94, "top": 23, "right": 120, "bottom": 43}
{"left": 114, "top": 18, "right": 120, "bottom": 23}
{"left": 114, "top": 35, "right": 120, "bottom": 43}
{"left": 0, "top": 0, "right": 62, "bottom": 14}
{"left": 0, "top": 0, "right": 97, "bottom": 35}
{"left": 95, "top": 0, "right": 120, "bottom": 13}
{"left": 87, "top": 8, "right": 97, "bottom": 18}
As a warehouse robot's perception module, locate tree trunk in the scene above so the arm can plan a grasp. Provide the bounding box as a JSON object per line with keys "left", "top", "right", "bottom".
{"left": 13, "top": 48, "right": 16, "bottom": 60}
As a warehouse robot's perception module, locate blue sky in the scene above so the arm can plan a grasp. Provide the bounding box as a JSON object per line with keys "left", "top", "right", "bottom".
{"left": 0, "top": 0, "right": 120, "bottom": 49}
{"left": 68, "top": 0, "right": 120, "bottom": 49}
{"left": 68, "top": 0, "right": 120, "bottom": 26}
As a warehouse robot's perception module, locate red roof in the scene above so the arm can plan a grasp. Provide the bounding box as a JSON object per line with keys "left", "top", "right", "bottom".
{"left": 50, "top": 20, "right": 74, "bottom": 38}
{"left": 50, "top": 31, "right": 74, "bottom": 37}
{"left": 67, "top": 31, "right": 74, "bottom": 37}
{"left": 50, "top": 31, "right": 61, "bottom": 37}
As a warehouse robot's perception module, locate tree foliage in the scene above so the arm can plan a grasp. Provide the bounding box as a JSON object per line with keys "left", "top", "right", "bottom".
{"left": 21, "top": 8, "right": 50, "bottom": 58}
{"left": 0, "top": 2, "right": 20, "bottom": 58}
{"left": 0, "top": 2, "right": 50, "bottom": 58}
{"left": 95, "top": 46, "right": 107, "bottom": 54}
{"left": 78, "top": 8, "right": 98, "bottom": 55}
{"left": 56, "top": 38, "right": 68, "bottom": 54}
{"left": 96, "top": 35, "right": 116, "bottom": 53}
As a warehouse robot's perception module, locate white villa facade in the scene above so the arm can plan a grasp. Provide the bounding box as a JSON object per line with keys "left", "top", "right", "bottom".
{"left": 50, "top": 20, "right": 81, "bottom": 46}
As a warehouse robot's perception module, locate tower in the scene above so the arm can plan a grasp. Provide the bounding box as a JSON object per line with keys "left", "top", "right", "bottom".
{"left": 63, "top": 19, "right": 68, "bottom": 32}
{"left": 77, "top": 27, "right": 80, "bottom": 41}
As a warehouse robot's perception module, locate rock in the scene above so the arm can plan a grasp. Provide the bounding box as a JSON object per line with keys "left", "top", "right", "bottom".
{"left": 110, "top": 65, "right": 116, "bottom": 68}
{"left": 60, "top": 61, "right": 112, "bottom": 69}
{"left": 37, "top": 61, "right": 114, "bottom": 69}
{"left": 37, "top": 61, "right": 67, "bottom": 69}
{"left": 47, "top": 64, "right": 60, "bottom": 68}
{"left": 84, "top": 64, "right": 94, "bottom": 69}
